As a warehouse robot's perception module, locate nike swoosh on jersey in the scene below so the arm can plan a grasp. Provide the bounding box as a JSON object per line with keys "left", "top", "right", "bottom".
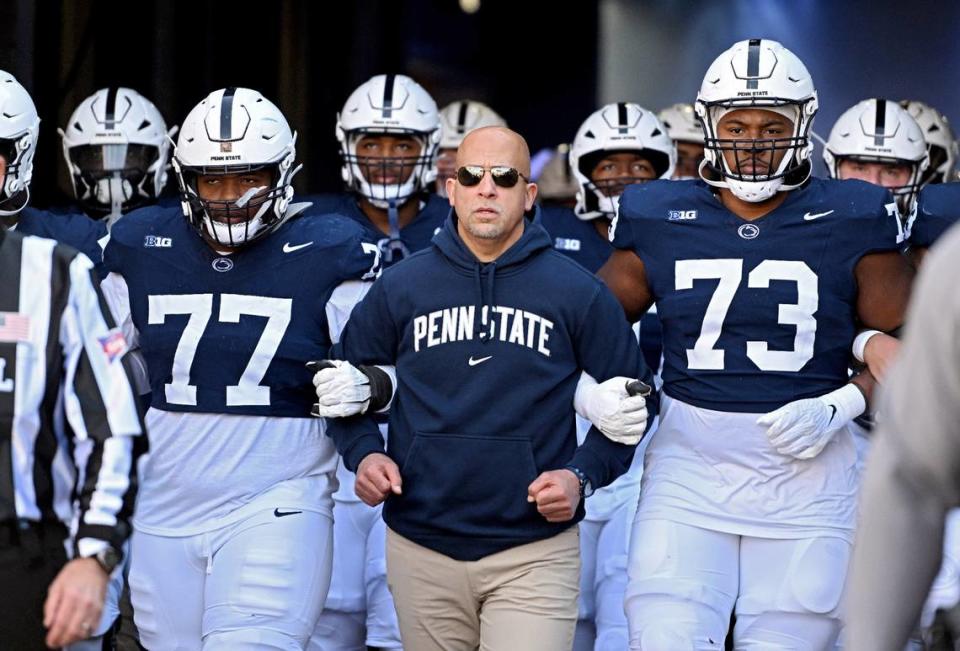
{"left": 274, "top": 509, "right": 302, "bottom": 517}
{"left": 803, "top": 210, "right": 834, "bottom": 221}
{"left": 468, "top": 355, "right": 493, "bottom": 366}
{"left": 827, "top": 404, "right": 837, "bottom": 425}
{"left": 283, "top": 241, "right": 314, "bottom": 253}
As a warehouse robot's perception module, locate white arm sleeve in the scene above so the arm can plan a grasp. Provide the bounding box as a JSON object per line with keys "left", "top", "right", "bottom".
{"left": 325, "top": 279, "right": 374, "bottom": 344}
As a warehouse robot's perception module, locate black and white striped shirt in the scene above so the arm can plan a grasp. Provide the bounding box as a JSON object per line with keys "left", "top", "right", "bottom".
{"left": 0, "top": 229, "right": 145, "bottom": 558}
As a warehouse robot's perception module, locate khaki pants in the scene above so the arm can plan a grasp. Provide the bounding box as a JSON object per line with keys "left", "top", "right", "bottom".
{"left": 386, "top": 526, "right": 580, "bottom": 651}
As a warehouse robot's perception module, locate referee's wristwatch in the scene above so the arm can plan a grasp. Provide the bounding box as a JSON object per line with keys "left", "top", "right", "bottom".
{"left": 564, "top": 465, "right": 594, "bottom": 498}
{"left": 90, "top": 546, "right": 122, "bottom": 574}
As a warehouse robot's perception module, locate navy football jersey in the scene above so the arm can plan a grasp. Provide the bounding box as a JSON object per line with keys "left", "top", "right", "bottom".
{"left": 103, "top": 205, "right": 380, "bottom": 417}
{"left": 14, "top": 206, "right": 107, "bottom": 275}
{"left": 540, "top": 204, "right": 614, "bottom": 273}
{"left": 541, "top": 203, "right": 663, "bottom": 371}
{"left": 302, "top": 192, "right": 447, "bottom": 268}
{"left": 611, "top": 178, "right": 902, "bottom": 412}
{"left": 908, "top": 183, "right": 960, "bottom": 249}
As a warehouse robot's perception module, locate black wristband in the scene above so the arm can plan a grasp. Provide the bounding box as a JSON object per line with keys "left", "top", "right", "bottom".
{"left": 358, "top": 365, "right": 393, "bottom": 412}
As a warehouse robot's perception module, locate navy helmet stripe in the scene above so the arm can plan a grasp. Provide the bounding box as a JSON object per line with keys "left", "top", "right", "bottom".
{"left": 382, "top": 74, "right": 395, "bottom": 119}
{"left": 617, "top": 102, "right": 629, "bottom": 135}
{"left": 104, "top": 87, "right": 118, "bottom": 129}
{"left": 746, "top": 39, "right": 761, "bottom": 90}
{"left": 220, "top": 87, "right": 237, "bottom": 140}
{"left": 456, "top": 101, "right": 469, "bottom": 134}
{"left": 874, "top": 98, "right": 887, "bottom": 147}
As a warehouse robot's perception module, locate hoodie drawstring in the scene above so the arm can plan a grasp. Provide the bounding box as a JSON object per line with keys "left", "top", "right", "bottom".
{"left": 473, "top": 262, "right": 497, "bottom": 343}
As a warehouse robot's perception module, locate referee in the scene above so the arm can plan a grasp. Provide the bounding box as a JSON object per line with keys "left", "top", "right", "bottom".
{"left": 0, "top": 227, "right": 145, "bottom": 649}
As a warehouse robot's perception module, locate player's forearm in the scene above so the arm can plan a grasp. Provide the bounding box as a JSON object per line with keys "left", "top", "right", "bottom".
{"left": 846, "top": 432, "right": 947, "bottom": 651}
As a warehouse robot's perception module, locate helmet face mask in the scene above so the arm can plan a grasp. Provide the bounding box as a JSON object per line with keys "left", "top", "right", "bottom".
{"left": 60, "top": 87, "right": 173, "bottom": 220}
{"left": 824, "top": 98, "right": 929, "bottom": 218}
{"left": 570, "top": 102, "right": 676, "bottom": 221}
{"left": 696, "top": 39, "right": 819, "bottom": 203}
{"left": 173, "top": 87, "right": 297, "bottom": 249}
{"left": 340, "top": 128, "right": 434, "bottom": 208}
{"left": 176, "top": 164, "right": 285, "bottom": 248}
{"left": 337, "top": 74, "right": 440, "bottom": 209}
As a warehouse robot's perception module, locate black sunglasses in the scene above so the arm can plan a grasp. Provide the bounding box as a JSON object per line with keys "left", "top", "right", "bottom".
{"left": 456, "top": 165, "right": 530, "bottom": 188}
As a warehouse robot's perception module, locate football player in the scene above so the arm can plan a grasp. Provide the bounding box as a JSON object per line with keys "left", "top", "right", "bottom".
{"left": 544, "top": 102, "right": 675, "bottom": 275}
{"left": 60, "top": 87, "right": 178, "bottom": 228}
{"left": 308, "top": 73, "right": 446, "bottom": 651}
{"left": 0, "top": 71, "right": 106, "bottom": 272}
{"left": 306, "top": 74, "right": 447, "bottom": 270}
{"left": 99, "top": 87, "right": 382, "bottom": 650}
{"left": 599, "top": 39, "right": 912, "bottom": 650}
{"left": 658, "top": 103, "right": 705, "bottom": 180}
{"left": 435, "top": 99, "right": 507, "bottom": 197}
{"left": 539, "top": 102, "right": 674, "bottom": 651}
{"left": 823, "top": 98, "right": 928, "bottom": 221}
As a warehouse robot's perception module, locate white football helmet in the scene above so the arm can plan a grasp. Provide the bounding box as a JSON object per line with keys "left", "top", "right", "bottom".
{"left": 336, "top": 74, "right": 440, "bottom": 209}
{"left": 439, "top": 100, "right": 507, "bottom": 149}
{"left": 900, "top": 100, "right": 958, "bottom": 185}
{"left": 0, "top": 71, "right": 39, "bottom": 216}
{"left": 172, "top": 87, "right": 298, "bottom": 248}
{"left": 59, "top": 87, "right": 177, "bottom": 220}
{"left": 569, "top": 102, "right": 675, "bottom": 221}
{"left": 824, "top": 98, "right": 929, "bottom": 215}
{"left": 658, "top": 103, "right": 704, "bottom": 144}
{"left": 696, "top": 39, "right": 818, "bottom": 203}
{"left": 536, "top": 144, "right": 579, "bottom": 203}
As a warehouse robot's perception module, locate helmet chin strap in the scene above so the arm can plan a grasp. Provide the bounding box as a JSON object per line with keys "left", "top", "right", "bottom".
{"left": 383, "top": 198, "right": 410, "bottom": 262}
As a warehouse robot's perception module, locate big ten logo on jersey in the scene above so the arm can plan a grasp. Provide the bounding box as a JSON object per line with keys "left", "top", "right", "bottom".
{"left": 677, "top": 258, "right": 817, "bottom": 372}
{"left": 668, "top": 210, "right": 698, "bottom": 221}
{"left": 143, "top": 235, "right": 173, "bottom": 248}
{"left": 554, "top": 237, "right": 581, "bottom": 252}
{"left": 413, "top": 305, "right": 554, "bottom": 356}
{"left": 148, "top": 293, "right": 292, "bottom": 407}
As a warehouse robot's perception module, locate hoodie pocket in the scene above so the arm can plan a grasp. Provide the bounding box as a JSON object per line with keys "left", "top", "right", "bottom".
{"left": 398, "top": 431, "right": 539, "bottom": 535}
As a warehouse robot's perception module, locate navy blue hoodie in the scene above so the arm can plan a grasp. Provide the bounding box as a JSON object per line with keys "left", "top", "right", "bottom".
{"left": 327, "top": 207, "right": 654, "bottom": 561}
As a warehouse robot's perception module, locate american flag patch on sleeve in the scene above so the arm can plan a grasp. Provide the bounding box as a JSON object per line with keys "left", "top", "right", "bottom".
{"left": 0, "top": 312, "right": 31, "bottom": 343}
{"left": 98, "top": 328, "right": 128, "bottom": 363}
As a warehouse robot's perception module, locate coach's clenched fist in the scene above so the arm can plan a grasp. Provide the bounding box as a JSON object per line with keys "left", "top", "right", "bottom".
{"left": 356, "top": 453, "right": 403, "bottom": 506}
{"left": 527, "top": 469, "right": 581, "bottom": 522}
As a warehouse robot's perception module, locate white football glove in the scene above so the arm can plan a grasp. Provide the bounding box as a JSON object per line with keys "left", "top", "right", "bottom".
{"left": 311, "top": 360, "right": 372, "bottom": 418}
{"left": 574, "top": 372, "right": 649, "bottom": 445}
{"left": 756, "top": 384, "right": 867, "bottom": 460}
